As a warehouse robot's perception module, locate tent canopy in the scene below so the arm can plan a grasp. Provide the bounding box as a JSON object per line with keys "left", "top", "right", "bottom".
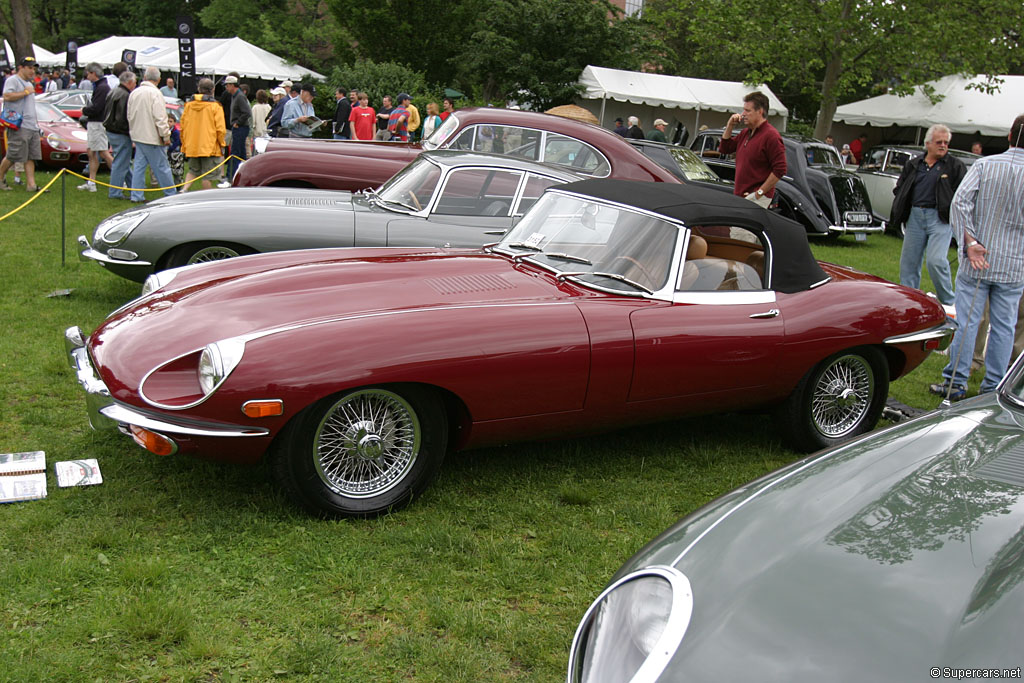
{"left": 833, "top": 75, "right": 1024, "bottom": 137}
{"left": 578, "top": 65, "right": 788, "bottom": 118}
{"left": 4, "top": 41, "right": 60, "bottom": 66}
{"left": 48, "top": 35, "right": 324, "bottom": 82}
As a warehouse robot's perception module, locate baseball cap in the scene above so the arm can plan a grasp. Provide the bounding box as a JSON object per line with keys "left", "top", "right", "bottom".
{"left": 278, "top": 80, "right": 292, "bottom": 88}
{"left": 224, "top": 75, "right": 238, "bottom": 84}
{"left": 300, "top": 83, "right": 316, "bottom": 95}
{"left": 270, "top": 87, "right": 287, "bottom": 97}
{"left": 397, "top": 92, "right": 411, "bottom": 103}
{"left": 653, "top": 118, "right": 668, "bottom": 127}
{"left": 18, "top": 56, "right": 37, "bottom": 67}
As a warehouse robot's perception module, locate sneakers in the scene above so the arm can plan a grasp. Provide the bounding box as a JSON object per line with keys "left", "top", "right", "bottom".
{"left": 0, "top": 182, "right": 10, "bottom": 191}
{"left": 217, "top": 180, "right": 231, "bottom": 188}
{"left": 929, "top": 382, "right": 967, "bottom": 401}
{"left": 12, "top": 176, "right": 21, "bottom": 184}
{"left": 77, "top": 181, "right": 97, "bottom": 192}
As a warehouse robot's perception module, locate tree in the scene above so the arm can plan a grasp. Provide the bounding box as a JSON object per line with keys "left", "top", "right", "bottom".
{"left": 1, "top": 0, "right": 34, "bottom": 61}
{"left": 646, "top": 0, "right": 1023, "bottom": 139}
{"left": 456, "top": 0, "right": 650, "bottom": 108}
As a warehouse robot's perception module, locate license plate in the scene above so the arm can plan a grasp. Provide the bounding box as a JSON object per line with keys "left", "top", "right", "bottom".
{"left": 844, "top": 211, "right": 872, "bottom": 225}
{"left": 855, "top": 232, "right": 867, "bottom": 242}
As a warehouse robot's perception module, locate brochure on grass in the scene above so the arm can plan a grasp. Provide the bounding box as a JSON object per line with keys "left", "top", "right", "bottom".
{"left": 0, "top": 451, "right": 47, "bottom": 503}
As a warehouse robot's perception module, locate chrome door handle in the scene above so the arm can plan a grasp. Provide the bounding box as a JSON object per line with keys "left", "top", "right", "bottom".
{"left": 483, "top": 230, "right": 507, "bottom": 236}
{"left": 749, "top": 308, "right": 780, "bottom": 319}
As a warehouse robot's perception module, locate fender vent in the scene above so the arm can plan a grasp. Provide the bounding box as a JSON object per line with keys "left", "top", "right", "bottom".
{"left": 284, "top": 198, "right": 346, "bottom": 207}
{"left": 424, "top": 274, "right": 516, "bottom": 295}
{"left": 973, "top": 442, "right": 1024, "bottom": 488}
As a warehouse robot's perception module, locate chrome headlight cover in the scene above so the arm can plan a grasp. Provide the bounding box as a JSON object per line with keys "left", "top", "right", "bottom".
{"left": 568, "top": 567, "right": 693, "bottom": 683}
{"left": 94, "top": 211, "right": 149, "bottom": 245}
{"left": 197, "top": 339, "right": 246, "bottom": 396}
{"left": 46, "top": 131, "right": 71, "bottom": 151}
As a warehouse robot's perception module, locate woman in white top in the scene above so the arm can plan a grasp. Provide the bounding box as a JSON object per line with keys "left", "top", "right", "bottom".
{"left": 250, "top": 89, "right": 272, "bottom": 139}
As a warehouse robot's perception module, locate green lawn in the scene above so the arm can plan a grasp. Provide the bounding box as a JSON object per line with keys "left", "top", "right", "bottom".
{"left": 0, "top": 172, "right": 959, "bottom": 680}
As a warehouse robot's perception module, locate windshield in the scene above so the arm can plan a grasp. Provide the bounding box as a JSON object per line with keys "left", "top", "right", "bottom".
{"left": 495, "top": 192, "right": 679, "bottom": 294}
{"left": 805, "top": 144, "right": 842, "bottom": 167}
{"left": 376, "top": 157, "right": 442, "bottom": 211}
{"left": 423, "top": 113, "right": 459, "bottom": 151}
{"left": 36, "top": 101, "right": 75, "bottom": 123}
{"left": 668, "top": 148, "right": 719, "bottom": 181}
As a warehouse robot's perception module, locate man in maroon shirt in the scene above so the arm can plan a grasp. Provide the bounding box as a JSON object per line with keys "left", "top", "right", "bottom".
{"left": 718, "top": 91, "right": 786, "bottom": 208}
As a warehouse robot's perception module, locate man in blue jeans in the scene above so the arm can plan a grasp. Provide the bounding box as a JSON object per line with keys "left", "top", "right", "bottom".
{"left": 891, "top": 124, "right": 966, "bottom": 309}
{"left": 225, "top": 75, "right": 251, "bottom": 179}
{"left": 102, "top": 69, "right": 137, "bottom": 199}
{"left": 930, "top": 114, "right": 1024, "bottom": 400}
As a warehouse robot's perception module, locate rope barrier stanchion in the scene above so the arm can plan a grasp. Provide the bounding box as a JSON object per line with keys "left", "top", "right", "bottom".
{"left": 61, "top": 169, "right": 66, "bottom": 266}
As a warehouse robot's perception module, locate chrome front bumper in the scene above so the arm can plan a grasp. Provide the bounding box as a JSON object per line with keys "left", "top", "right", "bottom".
{"left": 824, "top": 222, "right": 887, "bottom": 236}
{"left": 77, "top": 235, "right": 152, "bottom": 267}
{"left": 64, "top": 326, "right": 268, "bottom": 438}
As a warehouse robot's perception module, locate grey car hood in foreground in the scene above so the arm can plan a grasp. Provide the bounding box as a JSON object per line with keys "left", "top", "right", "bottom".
{"left": 616, "top": 395, "right": 1024, "bottom": 680}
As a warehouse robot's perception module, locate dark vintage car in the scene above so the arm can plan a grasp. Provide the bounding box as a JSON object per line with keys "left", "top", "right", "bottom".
{"left": 78, "top": 151, "right": 584, "bottom": 282}
{"left": 691, "top": 129, "right": 885, "bottom": 238}
{"left": 623, "top": 139, "right": 725, "bottom": 186}
{"left": 66, "top": 181, "right": 952, "bottom": 517}
{"left": 569, "top": 354, "right": 1024, "bottom": 682}
{"left": 232, "top": 107, "right": 679, "bottom": 191}
{"left": 856, "top": 145, "right": 981, "bottom": 227}
{"left": 0, "top": 100, "right": 91, "bottom": 170}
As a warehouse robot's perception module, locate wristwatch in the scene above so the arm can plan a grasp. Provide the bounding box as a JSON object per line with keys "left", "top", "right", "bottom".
{"left": 755, "top": 189, "right": 765, "bottom": 198}
{"left": 966, "top": 240, "right": 979, "bottom": 248}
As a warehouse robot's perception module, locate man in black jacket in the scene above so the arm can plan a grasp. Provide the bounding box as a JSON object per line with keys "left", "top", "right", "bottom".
{"left": 333, "top": 87, "right": 351, "bottom": 139}
{"left": 891, "top": 124, "right": 966, "bottom": 307}
{"left": 102, "top": 69, "right": 137, "bottom": 199}
{"left": 78, "top": 62, "right": 114, "bottom": 192}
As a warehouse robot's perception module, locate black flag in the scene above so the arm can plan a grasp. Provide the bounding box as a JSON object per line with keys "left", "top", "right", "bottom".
{"left": 176, "top": 15, "right": 197, "bottom": 97}
{"left": 121, "top": 49, "right": 137, "bottom": 68}
{"left": 65, "top": 41, "right": 78, "bottom": 74}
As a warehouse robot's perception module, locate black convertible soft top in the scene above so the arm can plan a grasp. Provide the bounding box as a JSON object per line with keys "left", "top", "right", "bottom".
{"left": 555, "top": 179, "right": 829, "bottom": 294}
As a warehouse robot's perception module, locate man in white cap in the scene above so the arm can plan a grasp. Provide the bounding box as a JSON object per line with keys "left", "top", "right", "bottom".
{"left": 224, "top": 75, "right": 251, "bottom": 179}
{"left": 646, "top": 118, "right": 669, "bottom": 143}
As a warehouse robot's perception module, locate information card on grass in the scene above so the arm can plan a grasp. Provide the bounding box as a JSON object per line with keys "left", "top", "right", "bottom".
{"left": 0, "top": 451, "right": 47, "bottom": 503}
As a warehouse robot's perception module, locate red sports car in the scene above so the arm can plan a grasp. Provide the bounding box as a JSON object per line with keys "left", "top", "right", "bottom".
{"left": 232, "top": 107, "right": 679, "bottom": 191}
{"left": 66, "top": 181, "right": 952, "bottom": 517}
{"left": 0, "top": 100, "right": 91, "bottom": 170}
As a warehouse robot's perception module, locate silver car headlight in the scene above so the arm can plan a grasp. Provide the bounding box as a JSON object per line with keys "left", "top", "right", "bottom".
{"left": 94, "top": 212, "right": 149, "bottom": 245}
{"left": 46, "top": 132, "right": 71, "bottom": 151}
{"left": 568, "top": 567, "right": 693, "bottom": 683}
{"left": 197, "top": 339, "right": 246, "bottom": 396}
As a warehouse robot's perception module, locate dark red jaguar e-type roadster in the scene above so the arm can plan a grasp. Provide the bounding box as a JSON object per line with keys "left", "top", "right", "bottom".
{"left": 66, "top": 181, "right": 953, "bottom": 517}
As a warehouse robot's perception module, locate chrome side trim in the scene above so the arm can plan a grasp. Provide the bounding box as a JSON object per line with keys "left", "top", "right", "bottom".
{"left": 567, "top": 566, "right": 693, "bottom": 683}
{"left": 884, "top": 320, "right": 956, "bottom": 350}
{"left": 101, "top": 403, "right": 268, "bottom": 438}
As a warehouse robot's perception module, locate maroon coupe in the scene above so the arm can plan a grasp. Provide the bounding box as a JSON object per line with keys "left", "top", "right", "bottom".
{"left": 67, "top": 181, "right": 952, "bottom": 517}
{"left": 232, "top": 107, "right": 679, "bottom": 191}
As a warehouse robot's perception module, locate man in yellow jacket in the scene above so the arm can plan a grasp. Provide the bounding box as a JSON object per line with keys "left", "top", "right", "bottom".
{"left": 180, "top": 78, "right": 227, "bottom": 192}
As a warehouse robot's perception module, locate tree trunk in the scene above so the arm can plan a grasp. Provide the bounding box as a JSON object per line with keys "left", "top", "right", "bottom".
{"left": 9, "top": 0, "right": 34, "bottom": 62}
{"left": 813, "top": 0, "right": 851, "bottom": 141}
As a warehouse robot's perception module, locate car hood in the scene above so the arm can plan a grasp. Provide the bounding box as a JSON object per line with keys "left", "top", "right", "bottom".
{"left": 144, "top": 186, "right": 353, "bottom": 207}
{"left": 89, "top": 248, "right": 573, "bottom": 389}
{"left": 618, "top": 396, "right": 1024, "bottom": 678}
{"left": 42, "top": 121, "right": 88, "bottom": 146}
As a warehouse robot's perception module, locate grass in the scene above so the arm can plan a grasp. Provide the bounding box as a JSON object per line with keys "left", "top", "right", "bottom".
{"left": 0, "top": 170, "right": 961, "bottom": 680}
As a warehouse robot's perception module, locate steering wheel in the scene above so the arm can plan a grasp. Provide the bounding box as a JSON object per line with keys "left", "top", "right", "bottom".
{"left": 606, "top": 256, "right": 656, "bottom": 285}
{"left": 408, "top": 190, "right": 422, "bottom": 211}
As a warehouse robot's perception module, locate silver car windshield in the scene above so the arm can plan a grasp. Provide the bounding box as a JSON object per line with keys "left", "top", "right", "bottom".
{"left": 495, "top": 192, "right": 679, "bottom": 294}
{"left": 375, "top": 157, "right": 442, "bottom": 212}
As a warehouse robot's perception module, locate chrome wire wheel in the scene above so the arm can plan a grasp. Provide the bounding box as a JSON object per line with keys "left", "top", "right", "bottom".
{"left": 187, "top": 245, "right": 242, "bottom": 264}
{"left": 312, "top": 388, "right": 421, "bottom": 499}
{"left": 810, "top": 353, "right": 874, "bottom": 438}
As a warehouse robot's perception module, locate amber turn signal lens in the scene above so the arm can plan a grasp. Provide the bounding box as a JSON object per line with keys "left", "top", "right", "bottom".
{"left": 924, "top": 339, "right": 940, "bottom": 351}
{"left": 129, "top": 425, "right": 177, "bottom": 456}
{"left": 242, "top": 400, "right": 284, "bottom": 418}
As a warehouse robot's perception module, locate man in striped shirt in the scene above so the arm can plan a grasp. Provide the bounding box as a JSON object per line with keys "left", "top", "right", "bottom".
{"left": 931, "top": 114, "right": 1024, "bottom": 400}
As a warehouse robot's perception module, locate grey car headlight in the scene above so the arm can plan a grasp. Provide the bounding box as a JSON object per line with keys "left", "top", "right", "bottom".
{"left": 94, "top": 211, "right": 149, "bottom": 245}
{"left": 197, "top": 339, "right": 246, "bottom": 396}
{"left": 568, "top": 567, "right": 693, "bottom": 683}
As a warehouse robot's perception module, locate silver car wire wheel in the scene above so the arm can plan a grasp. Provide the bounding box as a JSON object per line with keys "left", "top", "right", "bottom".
{"left": 810, "top": 353, "right": 875, "bottom": 438}
{"left": 312, "top": 388, "right": 422, "bottom": 499}
{"left": 187, "top": 245, "right": 242, "bottom": 264}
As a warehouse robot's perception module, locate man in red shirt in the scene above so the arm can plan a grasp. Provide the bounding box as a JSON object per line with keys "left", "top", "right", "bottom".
{"left": 348, "top": 92, "right": 376, "bottom": 141}
{"left": 718, "top": 91, "right": 786, "bottom": 208}
{"left": 849, "top": 133, "right": 867, "bottom": 164}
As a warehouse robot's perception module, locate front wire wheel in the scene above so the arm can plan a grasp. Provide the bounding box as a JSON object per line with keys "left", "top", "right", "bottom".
{"left": 273, "top": 386, "right": 447, "bottom": 517}
{"left": 778, "top": 348, "right": 888, "bottom": 452}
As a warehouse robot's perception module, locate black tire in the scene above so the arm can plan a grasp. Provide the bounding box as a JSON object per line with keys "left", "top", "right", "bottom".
{"left": 271, "top": 385, "right": 447, "bottom": 517}
{"left": 777, "top": 347, "right": 888, "bottom": 452}
{"left": 166, "top": 242, "right": 255, "bottom": 269}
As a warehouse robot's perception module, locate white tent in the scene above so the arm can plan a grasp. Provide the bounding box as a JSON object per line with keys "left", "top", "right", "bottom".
{"left": 4, "top": 41, "right": 61, "bottom": 66}
{"left": 48, "top": 35, "right": 324, "bottom": 82}
{"left": 833, "top": 75, "right": 1024, "bottom": 138}
{"left": 575, "top": 65, "right": 788, "bottom": 136}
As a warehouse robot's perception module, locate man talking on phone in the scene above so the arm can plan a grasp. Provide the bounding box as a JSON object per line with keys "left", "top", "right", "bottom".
{"left": 719, "top": 91, "right": 786, "bottom": 208}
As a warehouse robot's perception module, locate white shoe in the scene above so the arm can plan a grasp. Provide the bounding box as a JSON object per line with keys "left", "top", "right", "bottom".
{"left": 13, "top": 176, "right": 21, "bottom": 184}
{"left": 77, "top": 181, "right": 97, "bottom": 192}
{"left": 217, "top": 180, "right": 231, "bottom": 188}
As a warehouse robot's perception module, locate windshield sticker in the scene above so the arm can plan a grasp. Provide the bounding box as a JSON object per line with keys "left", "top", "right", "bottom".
{"left": 524, "top": 232, "right": 546, "bottom": 248}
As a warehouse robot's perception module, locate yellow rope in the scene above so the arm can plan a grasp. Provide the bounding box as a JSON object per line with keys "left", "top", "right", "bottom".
{"left": 0, "top": 155, "right": 245, "bottom": 222}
